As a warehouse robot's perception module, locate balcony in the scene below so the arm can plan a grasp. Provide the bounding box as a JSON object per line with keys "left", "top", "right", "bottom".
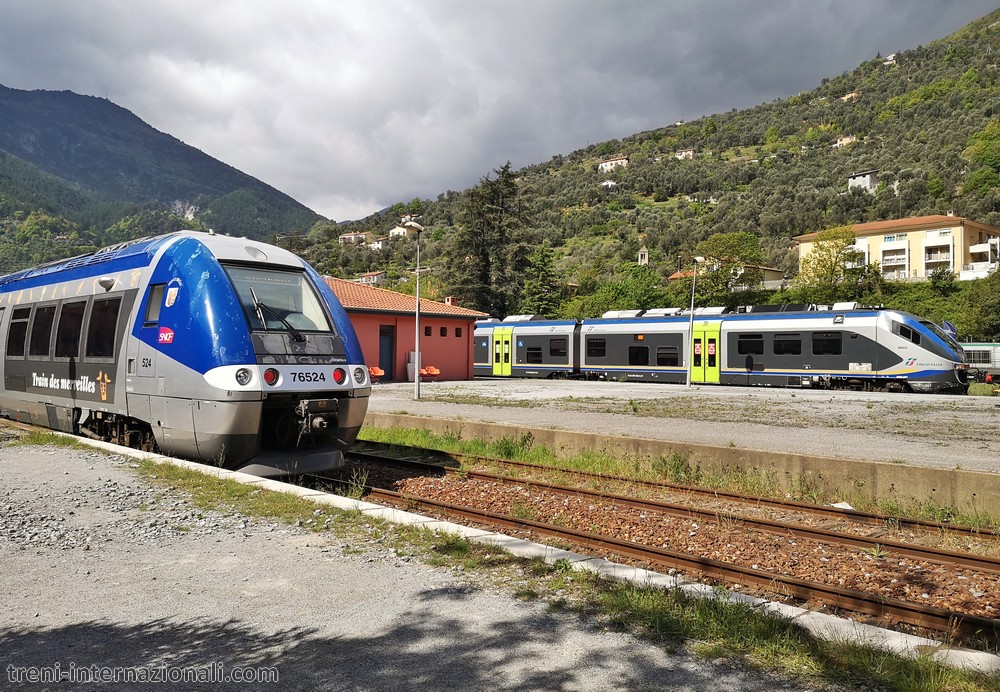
{"left": 960, "top": 261, "right": 999, "bottom": 281}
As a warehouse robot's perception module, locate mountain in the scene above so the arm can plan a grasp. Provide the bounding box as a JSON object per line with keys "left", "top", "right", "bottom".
{"left": 0, "top": 84, "right": 322, "bottom": 241}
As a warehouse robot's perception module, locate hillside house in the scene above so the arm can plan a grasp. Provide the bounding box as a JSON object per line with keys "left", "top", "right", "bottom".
{"left": 675, "top": 149, "right": 695, "bottom": 160}
{"left": 598, "top": 155, "right": 629, "bottom": 173}
{"left": 794, "top": 214, "right": 1000, "bottom": 282}
{"left": 355, "top": 271, "right": 386, "bottom": 286}
{"left": 847, "top": 170, "right": 878, "bottom": 193}
{"left": 338, "top": 231, "right": 371, "bottom": 245}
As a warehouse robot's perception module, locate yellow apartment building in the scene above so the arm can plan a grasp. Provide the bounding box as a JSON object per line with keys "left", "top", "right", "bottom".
{"left": 794, "top": 214, "right": 1000, "bottom": 282}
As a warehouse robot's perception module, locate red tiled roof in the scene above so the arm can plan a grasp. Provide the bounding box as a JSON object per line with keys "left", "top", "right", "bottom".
{"left": 324, "top": 276, "right": 488, "bottom": 318}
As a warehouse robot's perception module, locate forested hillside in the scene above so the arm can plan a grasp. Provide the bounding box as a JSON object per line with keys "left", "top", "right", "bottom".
{"left": 0, "top": 84, "right": 321, "bottom": 263}
{"left": 304, "top": 9, "right": 1000, "bottom": 340}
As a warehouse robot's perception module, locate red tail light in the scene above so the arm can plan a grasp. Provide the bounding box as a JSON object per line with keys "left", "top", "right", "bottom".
{"left": 263, "top": 368, "right": 279, "bottom": 386}
{"left": 333, "top": 368, "right": 346, "bottom": 384}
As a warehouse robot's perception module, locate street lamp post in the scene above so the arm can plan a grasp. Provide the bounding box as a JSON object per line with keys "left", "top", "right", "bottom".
{"left": 405, "top": 221, "right": 425, "bottom": 399}
{"left": 685, "top": 256, "right": 703, "bottom": 388}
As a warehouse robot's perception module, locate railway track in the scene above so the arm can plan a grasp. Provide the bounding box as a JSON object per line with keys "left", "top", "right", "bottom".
{"left": 313, "top": 448, "right": 1000, "bottom": 640}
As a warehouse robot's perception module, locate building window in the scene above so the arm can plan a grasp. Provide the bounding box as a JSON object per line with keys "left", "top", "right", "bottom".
{"left": 455, "top": 327, "right": 462, "bottom": 338}
{"left": 439, "top": 327, "right": 447, "bottom": 337}
{"left": 424, "top": 326, "right": 432, "bottom": 337}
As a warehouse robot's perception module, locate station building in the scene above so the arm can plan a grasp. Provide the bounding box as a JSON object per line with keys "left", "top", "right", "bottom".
{"left": 324, "top": 277, "right": 486, "bottom": 382}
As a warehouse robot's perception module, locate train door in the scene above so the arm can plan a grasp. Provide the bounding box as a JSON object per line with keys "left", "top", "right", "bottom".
{"left": 691, "top": 323, "right": 722, "bottom": 384}
{"left": 492, "top": 326, "right": 513, "bottom": 376}
{"left": 378, "top": 325, "right": 395, "bottom": 381}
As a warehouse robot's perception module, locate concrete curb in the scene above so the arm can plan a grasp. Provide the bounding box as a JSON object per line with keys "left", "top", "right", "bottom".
{"left": 73, "top": 435, "right": 1000, "bottom": 675}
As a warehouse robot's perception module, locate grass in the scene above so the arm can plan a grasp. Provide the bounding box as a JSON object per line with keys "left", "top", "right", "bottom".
{"left": 968, "top": 383, "right": 998, "bottom": 396}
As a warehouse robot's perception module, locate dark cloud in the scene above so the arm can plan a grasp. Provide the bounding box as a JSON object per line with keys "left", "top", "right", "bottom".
{"left": 0, "top": 1, "right": 995, "bottom": 220}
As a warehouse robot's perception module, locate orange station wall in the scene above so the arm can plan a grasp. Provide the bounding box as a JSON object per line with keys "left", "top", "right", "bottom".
{"left": 347, "top": 311, "right": 476, "bottom": 381}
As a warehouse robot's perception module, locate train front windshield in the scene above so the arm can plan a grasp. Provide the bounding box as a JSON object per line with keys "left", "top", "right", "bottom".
{"left": 919, "top": 319, "right": 964, "bottom": 355}
{"left": 224, "top": 265, "right": 333, "bottom": 334}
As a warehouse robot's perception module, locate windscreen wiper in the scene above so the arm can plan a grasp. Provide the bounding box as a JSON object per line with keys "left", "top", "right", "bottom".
{"left": 249, "top": 286, "right": 305, "bottom": 342}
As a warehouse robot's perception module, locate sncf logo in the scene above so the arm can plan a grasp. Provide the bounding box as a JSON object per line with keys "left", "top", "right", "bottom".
{"left": 158, "top": 327, "right": 175, "bottom": 344}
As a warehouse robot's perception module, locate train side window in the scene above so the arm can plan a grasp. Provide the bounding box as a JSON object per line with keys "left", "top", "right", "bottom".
{"left": 656, "top": 345, "right": 679, "bottom": 367}
{"left": 967, "top": 349, "right": 991, "bottom": 364}
{"left": 29, "top": 305, "right": 57, "bottom": 357}
{"left": 86, "top": 297, "right": 122, "bottom": 359}
{"left": 586, "top": 338, "right": 606, "bottom": 358}
{"left": 7, "top": 307, "right": 30, "bottom": 358}
{"left": 892, "top": 321, "right": 921, "bottom": 345}
{"left": 55, "top": 301, "right": 87, "bottom": 358}
{"left": 526, "top": 346, "right": 544, "bottom": 364}
{"left": 144, "top": 284, "right": 165, "bottom": 325}
{"left": 549, "top": 338, "right": 567, "bottom": 358}
{"left": 773, "top": 333, "right": 801, "bottom": 356}
{"left": 813, "top": 331, "right": 843, "bottom": 356}
{"left": 628, "top": 346, "right": 649, "bottom": 366}
{"left": 737, "top": 333, "right": 764, "bottom": 355}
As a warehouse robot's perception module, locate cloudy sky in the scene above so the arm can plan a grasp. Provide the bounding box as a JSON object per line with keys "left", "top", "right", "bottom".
{"left": 0, "top": 2, "right": 997, "bottom": 222}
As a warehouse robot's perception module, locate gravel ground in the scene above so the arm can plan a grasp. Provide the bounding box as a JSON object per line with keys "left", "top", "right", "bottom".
{"left": 368, "top": 379, "right": 1000, "bottom": 474}
{"left": 0, "top": 445, "right": 810, "bottom": 691}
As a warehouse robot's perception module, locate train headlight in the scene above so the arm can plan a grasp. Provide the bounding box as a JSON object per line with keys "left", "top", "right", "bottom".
{"left": 235, "top": 368, "right": 253, "bottom": 386}
{"left": 263, "top": 368, "right": 280, "bottom": 386}
{"left": 333, "top": 368, "right": 347, "bottom": 385}
{"left": 353, "top": 367, "right": 366, "bottom": 384}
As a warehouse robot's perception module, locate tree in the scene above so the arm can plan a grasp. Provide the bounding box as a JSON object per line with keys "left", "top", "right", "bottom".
{"left": 518, "top": 244, "right": 562, "bottom": 317}
{"left": 445, "top": 163, "right": 530, "bottom": 317}
{"left": 794, "top": 225, "right": 865, "bottom": 304}
{"left": 694, "top": 231, "right": 766, "bottom": 305}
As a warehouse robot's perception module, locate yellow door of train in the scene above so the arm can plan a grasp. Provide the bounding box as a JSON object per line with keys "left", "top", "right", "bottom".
{"left": 492, "top": 326, "right": 514, "bottom": 376}
{"left": 691, "top": 322, "right": 722, "bottom": 384}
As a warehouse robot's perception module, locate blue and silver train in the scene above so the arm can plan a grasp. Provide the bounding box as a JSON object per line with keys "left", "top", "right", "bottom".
{"left": 475, "top": 305, "right": 970, "bottom": 394}
{"left": 0, "top": 230, "right": 370, "bottom": 476}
